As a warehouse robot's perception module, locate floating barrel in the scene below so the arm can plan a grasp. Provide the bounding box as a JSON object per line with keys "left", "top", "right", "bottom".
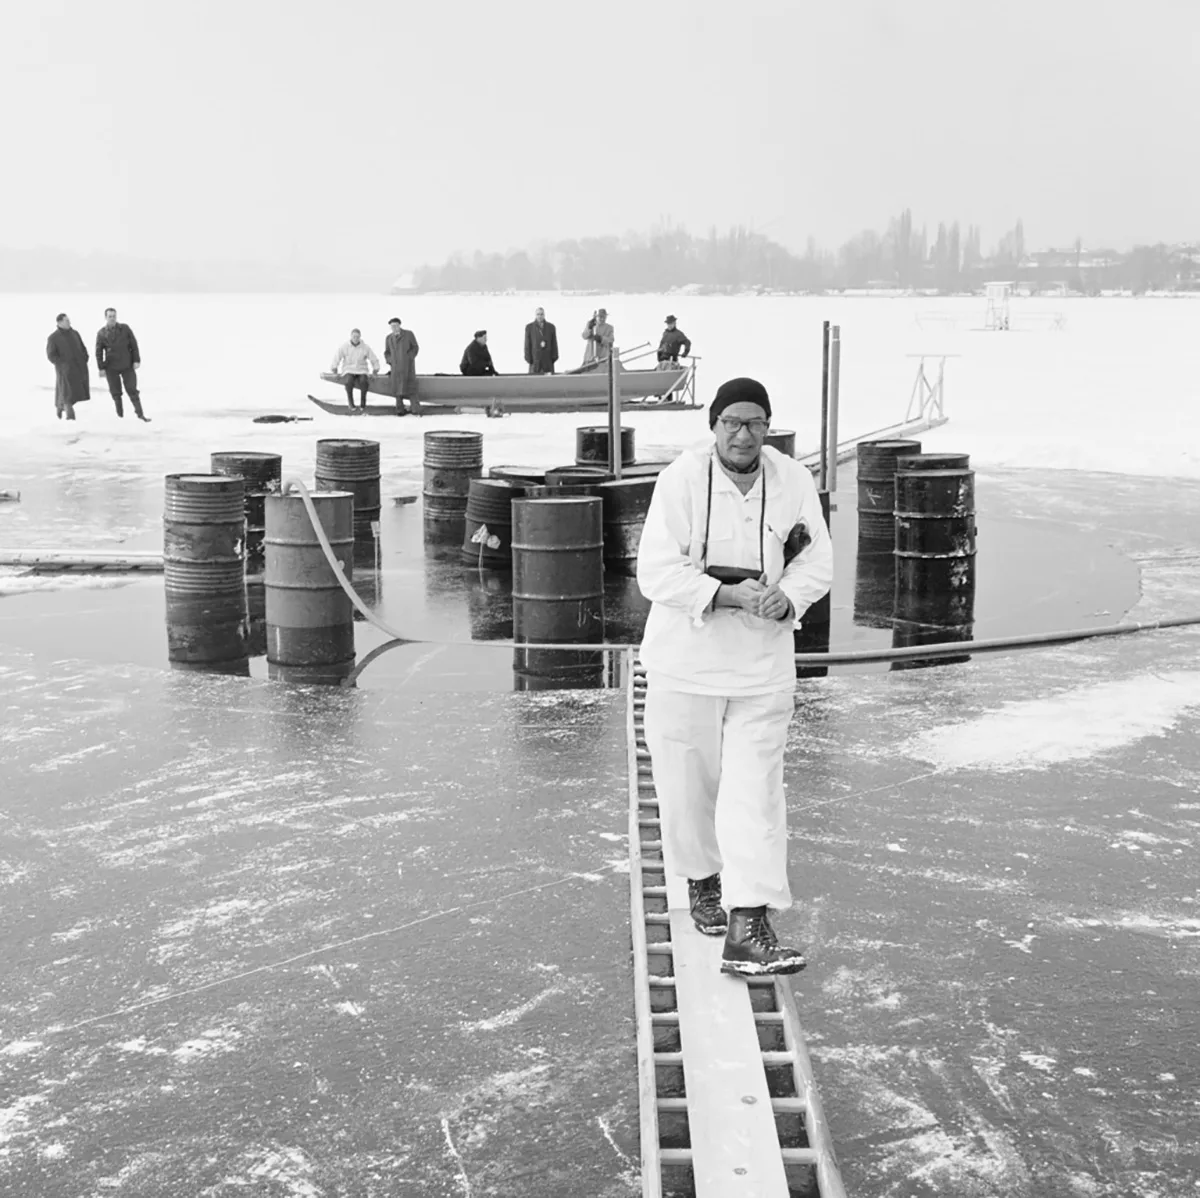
{"left": 764, "top": 429, "right": 796, "bottom": 457}
{"left": 163, "top": 473, "right": 246, "bottom": 597}
{"left": 895, "top": 452, "right": 971, "bottom": 474}
{"left": 598, "top": 476, "right": 657, "bottom": 570}
{"left": 264, "top": 491, "right": 356, "bottom": 684}
{"left": 545, "top": 463, "right": 615, "bottom": 487}
{"left": 894, "top": 468, "right": 977, "bottom": 628}
{"left": 315, "top": 438, "right": 380, "bottom": 542}
{"left": 488, "top": 465, "right": 547, "bottom": 485}
{"left": 210, "top": 451, "right": 282, "bottom": 568}
{"left": 423, "top": 430, "right": 483, "bottom": 539}
{"left": 575, "top": 425, "right": 635, "bottom": 468}
{"left": 620, "top": 461, "right": 672, "bottom": 479}
{"left": 856, "top": 439, "right": 922, "bottom": 549}
{"left": 511, "top": 497, "right": 605, "bottom": 689}
{"left": 461, "top": 477, "right": 526, "bottom": 568}
{"left": 164, "top": 593, "right": 249, "bottom": 676}
{"left": 890, "top": 620, "right": 973, "bottom": 670}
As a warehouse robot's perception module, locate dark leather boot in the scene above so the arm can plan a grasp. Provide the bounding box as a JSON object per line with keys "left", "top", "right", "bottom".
{"left": 687, "top": 874, "right": 727, "bottom": 936}
{"left": 720, "top": 906, "right": 806, "bottom": 977}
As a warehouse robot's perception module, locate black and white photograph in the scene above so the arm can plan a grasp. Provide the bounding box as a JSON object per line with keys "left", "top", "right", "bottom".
{"left": 2, "top": 2, "right": 1198, "bottom": 1195}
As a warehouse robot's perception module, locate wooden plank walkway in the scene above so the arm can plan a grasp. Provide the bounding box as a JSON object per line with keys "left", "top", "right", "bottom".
{"left": 628, "top": 662, "right": 848, "bottom": 1197}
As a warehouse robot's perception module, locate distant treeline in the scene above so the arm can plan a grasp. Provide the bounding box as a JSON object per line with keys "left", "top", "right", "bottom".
{"left": 411, "top": 214, "right": 1200, "bottom": 295}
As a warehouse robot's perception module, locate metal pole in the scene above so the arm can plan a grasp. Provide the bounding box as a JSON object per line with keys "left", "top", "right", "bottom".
{"left": 818, "top": 321, "right": 830, "bottom": 491}
{"left": 827, "top": 325, "right": 841, "bottom": 491}
{"left": 608, "top": 345, "right": 623, "bottom": 480}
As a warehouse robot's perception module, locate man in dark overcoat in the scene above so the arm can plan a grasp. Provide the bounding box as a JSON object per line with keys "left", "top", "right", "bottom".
{"left": 95, "top": 307, "right": 150, "bottom": 421}
{"left": 46, "top": 314, "right": 90, "bottom": 421}
{"left": 523, "top": 307, "right": 558, "bottom": 374}
{"left": 384, "top": 317, "right": 420, "bottom": 415}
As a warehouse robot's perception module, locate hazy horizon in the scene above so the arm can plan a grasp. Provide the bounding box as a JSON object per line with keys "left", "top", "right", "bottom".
{"left": 5, "top": 0, "right": 1198, "bottom": 277}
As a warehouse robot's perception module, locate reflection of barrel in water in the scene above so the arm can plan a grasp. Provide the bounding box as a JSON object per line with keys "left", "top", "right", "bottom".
{"left": 794, "top": 619, "right": 830, "bottom": 680}
{"left": 853, "top": 548, "right": 895, "bottom": 629}
{"left": 245, "top": 579, "right": 266, "bottom": 657}
{"left": 511, "top": 496, "right": 605, "bottom": 691}
{"left": 467, "top": 568, "right": 514, "bottom": 641}
{"left": 165, "top": 592, "right": 250, "bottom": 676}
{"left": 350, "top": 541, "right": 382, "bottom": 623}
{"left": 604, "top": 568, "right": 652, "bottom": 647}
{"left": 890, "top": 620, "right": 974, "bottom": 670}
{"left": 265, "top": 491, "right": 357, "bottom": 686}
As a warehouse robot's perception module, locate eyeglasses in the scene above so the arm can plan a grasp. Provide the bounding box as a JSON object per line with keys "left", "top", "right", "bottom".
{"left": 718, "top": 417, "right": 769, "bottom": 436}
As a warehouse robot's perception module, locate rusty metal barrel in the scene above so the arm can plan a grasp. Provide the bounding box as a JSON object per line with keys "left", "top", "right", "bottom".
{"left": 895, "top": 452, "right": 971, "bottom": 474}
{"left": 598, "top": 476, "right": 656, "bottom": 571}
{"left": 511, "top": 496, "right": 605, "bottom": 689}
{"left": 856, "top": 439, "right": 922, "bottom": 549}
{"left": 210, "top": 451, "right": 281, "bottom": 568}
{"left": 764, "top": 429, "right": 796, "bottom": 457}
{"left": 164, "top": 594, "right": 250, "bottom": 676}
{"left": 264, "top": 491, "right": 356, "bottom": 684}
{"left": 163, "top": 473, "right": 246, "bottom": 597}
{"left": 488, "top": 465, "right": 547, "bottom": 485}
{"left": 575, "top": 425, "right": 635, "bottom": 467}
{"left": 893, "top": 468, "right": 977, "bottom": 629}
{"left": 315, "top": 438, "right": 380, "bottom": 542}
{"left": 461, "top": 477, "right": 526, "bottom": 568}
{"left": 423, "top": 430, "right": 483, "bottom": 539}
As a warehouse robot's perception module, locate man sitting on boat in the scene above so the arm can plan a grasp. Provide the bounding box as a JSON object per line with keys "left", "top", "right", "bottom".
{"left": 330, "top": 328, "right": 381, "bottom": 410}
{"left": 580, "top": 308, "right": 614, "bottom": 371}
{"left": 460, "top": 330, "right": 498, "bottom": 377}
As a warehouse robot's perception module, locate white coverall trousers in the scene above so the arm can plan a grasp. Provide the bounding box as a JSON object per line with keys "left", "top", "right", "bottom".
{"left": 643, "top": 683, "right": 796, "bottom": 912}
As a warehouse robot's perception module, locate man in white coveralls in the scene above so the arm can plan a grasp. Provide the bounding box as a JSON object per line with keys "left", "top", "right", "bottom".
{"left": 636, "top": 377, "right": 833, "bottom": 976}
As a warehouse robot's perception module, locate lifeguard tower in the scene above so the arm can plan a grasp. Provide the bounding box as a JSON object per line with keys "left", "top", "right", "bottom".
{"left": 984, "top": 281, "right": 1012, "bottom": 330}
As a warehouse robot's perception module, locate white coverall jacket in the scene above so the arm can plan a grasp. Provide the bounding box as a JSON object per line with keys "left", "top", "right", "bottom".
{"left": 635, "top": 444, "right": 834, "bottom": 911}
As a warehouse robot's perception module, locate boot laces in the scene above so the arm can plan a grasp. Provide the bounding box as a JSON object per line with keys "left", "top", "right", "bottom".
{"left": 745, "top": 911, "right": 779, "bottom": 949}
{"left": 690, "top": 876, "right": 722, "bottom": 913}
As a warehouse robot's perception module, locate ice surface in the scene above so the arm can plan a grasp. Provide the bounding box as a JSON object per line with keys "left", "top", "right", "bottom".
{"left": 4, "top": 292, "right": 1200, "bottom": 495}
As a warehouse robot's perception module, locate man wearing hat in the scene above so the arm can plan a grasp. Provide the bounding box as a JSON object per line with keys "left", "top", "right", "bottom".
{"left": 384, "top": 316, "right": 420, "bottom": 415}
{"left": 459, "top": 330, "right": 498, "bottom": 377}
{"left": 636, "top": 377, "right": 833, "bottom": 977}
{"left": 580, "top": 307, "right": 614, "bottom": 370}
{"left": 656, "top": 315, "right": 692, "bottom": 369}
{"left": 46, "top": 313, "right": 90, "bottom": 421}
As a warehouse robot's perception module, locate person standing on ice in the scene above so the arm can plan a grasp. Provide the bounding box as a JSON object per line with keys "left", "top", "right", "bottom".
{"left": 95, "top": 308, "right": 150, "bottom": 421}
{"left": 656, "top": 314, "right": 691, "bottom": 368}
{"left": 523, "top": 306, "right": 559, "bottom": 374}
{"left": 331, "top": 328, "right": 380, "bottom": 410}
{"left": 46, "top": 314, "right": 91, "bottom": 421}
{"left": 636, "top": 377, "right": 833, "bottom": 977}
{"left": 580, "top": 307, "right": 614, "bottom": 370}
{"left": 384, "top": 316, "right": 420, "bottom": 416}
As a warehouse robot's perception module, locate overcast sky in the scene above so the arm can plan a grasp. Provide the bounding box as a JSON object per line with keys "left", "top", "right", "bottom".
{"left": 4, "top": 0, "right": 1197, "bottom": 272}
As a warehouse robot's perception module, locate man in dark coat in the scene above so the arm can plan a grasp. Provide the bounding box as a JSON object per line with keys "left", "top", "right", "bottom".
{"left": 46, "top": 314, "right": 90, "bottom": 421}
{"left": 460, "top": 330, "right": 498, "bottom": 377}
{"left": 384, "top": 317, "right": 420, "bottom": 415}
{"left": 657, "top": 314, "right": 692, "bottom": 367}
{"left": 523, "top": 307, "right": 558, "bottom": 374}
{"left": 95, "top": 307, "right": 150, "bottom": 421}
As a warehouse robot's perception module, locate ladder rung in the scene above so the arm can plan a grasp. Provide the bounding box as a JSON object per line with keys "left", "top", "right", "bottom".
{"left": 642, "top": 886, "right": 667, "bottom": 897}
{"left": 781, "top": 1148, "right": 819, "bottom": 1165}
{"left": 770, "top": 1097, "right": 808, "bottom": 1113}
{"left": 656, "top": 1097, "right": 688, "bottom": 1112}
{"left": 647, "top": 976, "right": 676, "bottom": 987}
{"left": 646, "top": 943, "right": 673, "bottom": 955}
{"left": 645, "top": 912, "right": 669, "bottom": 925}
{"left": 658, "top": 1148, "right": 691, "bottom": 1164}
{"left": 654, "top": 1051, "right": 683, "bottom": 1064}
{"left": 759, "top": 1051, "right": 795, "bottom": 1065}
{"left": 651, "top": 1012, "right": 680, "bottom": 1025}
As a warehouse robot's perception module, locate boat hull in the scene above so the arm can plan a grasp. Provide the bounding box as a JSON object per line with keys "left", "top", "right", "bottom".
{"left": 316, "top": 365, "right": 696, "bottom": 415}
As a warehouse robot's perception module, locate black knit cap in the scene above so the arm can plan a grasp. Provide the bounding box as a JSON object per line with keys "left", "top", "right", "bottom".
{"left": 709, "top": 377, "right": 771, "bottom": 428}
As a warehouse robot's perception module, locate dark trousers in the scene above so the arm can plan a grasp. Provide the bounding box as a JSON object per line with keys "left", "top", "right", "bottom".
{"left": 343, "top": 374, "right": 369, "bottom": 407}
{"left": 105, "top": 368, "right": 144, "bottom": 417}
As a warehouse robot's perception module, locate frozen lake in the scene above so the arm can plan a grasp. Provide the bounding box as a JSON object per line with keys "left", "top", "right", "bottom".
{"left": 4, "top": 293, "right": 1200, "bottom": 496}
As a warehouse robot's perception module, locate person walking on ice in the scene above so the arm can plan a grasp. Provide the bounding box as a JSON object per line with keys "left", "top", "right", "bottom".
{"left": 95, "top": 307, "right": 150, "bottom": 421}
{"left": 636, "top": 376, "right": 833, "bottom": 977}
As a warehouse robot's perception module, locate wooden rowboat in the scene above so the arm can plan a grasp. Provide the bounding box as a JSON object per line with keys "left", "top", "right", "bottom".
{"left": 313, "top": 361, "right": 699, "bottom": 416}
